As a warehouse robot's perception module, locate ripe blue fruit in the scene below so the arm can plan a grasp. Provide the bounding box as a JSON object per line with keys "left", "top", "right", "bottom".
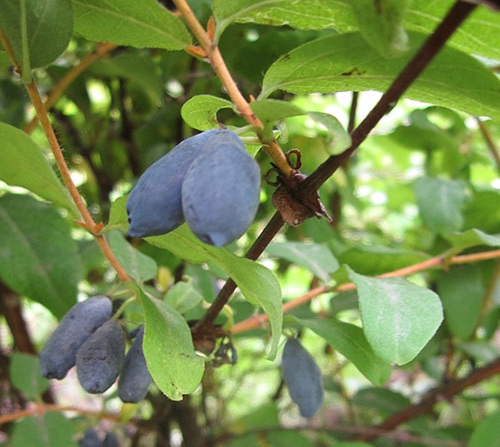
{"left": 76, "top": 320, "right": 125, "bottom": 394}
{"left": 40, "top": 296, "right": 112, "bottom": 380}
{"left": 182, "top": 130, "right": 260, "bottom": 246}
{"left": 103, "top": 433, "right": 120, "bottom": 447}
{"left": 79, "top": 428, "right": 102, "bottom": 447}
{"left": 127, "top": 129, "right": 217, "bottom": 238}
{"left": 281, "top": 338, "right": 324, "bottom": 418}
{"left": 118, "top": 326, "right": 152, "bottom": 403}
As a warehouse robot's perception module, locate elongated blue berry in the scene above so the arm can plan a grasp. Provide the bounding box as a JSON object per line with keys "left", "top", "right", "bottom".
{"left": 118, "top": 326, "right": 152, "bottom": 403}
{"left": 79, "top": 428, "right": 102, "bottom": 447}
{"left": 103, "top": 433, "right": 120, "bottom": 447}
{"left": 282, "top": 338, "right": 324, "bottom": 417}
{"left": 40, "top": 296, "right": 112, "bottom": 380}
{"left": 182, "top": 130, "right": 260, "bottom": 246}
{"left": 76, "top": 320, "right": 125, "bottom": 394}
{"left": 127, "top": 130, "right": 217, "bottom": 237}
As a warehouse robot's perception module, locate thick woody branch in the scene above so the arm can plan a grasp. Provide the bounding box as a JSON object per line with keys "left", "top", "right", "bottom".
{"left": 301, "top": 1, "right": 478, "bottom": 195}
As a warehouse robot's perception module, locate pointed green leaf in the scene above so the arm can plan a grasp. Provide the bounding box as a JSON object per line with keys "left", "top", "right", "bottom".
{"left": 181, "top": 95, "right": 234, "bottom": 131}
{"left": 413, "top": 177, "right": 469, "bottom": 235}
{"left": 213, "top": 0, "right": 353, "bottom": 38}
{"left": 261, "top": 32, "right": 500, "bottom": 121}
{"left": 353, "top": 388, "right": 410, "bottom": 416}
{"left": 0, "top": 122, "right": 77, "bottom": 215}
{"left": 338, "top": 246, "right": 430, "bottom": 276}
{"left": 447, "top": 229, "right": 500, "bottom": 253}
{"left": 214, "top": 1, "right": 500, "bottom": 62}
{"left": 347, "top": 267, "right": 443, "bottom": 365}
{"left": 0, "top": 0, "right": 73, "bottom": 78}
{"left": 463, "top": 189, "right": 500, "bottom": 234}
{"left": 307, "top": 112, "right": 352, "bottom": 155}
{"left": 107, "top": 196, "right": 129, "bottom": 232}
{"left": 136, "top": 287, "right": 205, "bottom": 401}
{"left": 408, "top": 0, "right": 500, "bottom": 61}
{"left": 10, "top": 353, "right": 49, "bottom": 400}
{"left": 299, "top": 318, "right": 391, "bottom": 385}
{"left": 267, "top": 241, "right": 339, "bottom": 282}
{"left": 72, "top": 0, "right": 191, "bottom": 50}
{"left": 250, "top": 99, "right": 304, "bottom": 139}
{"left": 106, "top": 230, "right": 157, "bottom": 282}
{"left": 148, "top": 225, "right": 283, "bottom": 359}
{"left": 438, "top": 265, "right": 485, "bottom": 341}
{"left": 165, "top": 279, "right": 203, "bottom": 314}
{"left": 468, "top": 409, "right": 500, "bottom": 447}
{"left": 11, "top": 413, "right": 77, "bottom": 447}
{"left": 348, "top": 0, "right": 410, "bottom": 56}
{"left": 0, "top": 194, "right": 81, "bottom": 318}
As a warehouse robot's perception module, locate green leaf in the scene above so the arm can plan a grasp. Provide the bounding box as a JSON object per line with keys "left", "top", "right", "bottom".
{"left": 299, "top": 318, "right": 391, "bottom": 386}
{"left": 107, "top": 196, "right": 129, "bottom": 232}
{"left": 0, "top": 0, "right": 73, "bottom": 79}
{"left": 90, "top": 52, "right": 164, "bottom": 103}
{"left": 438, "top": 265, "right": 485, "bottom": 341}
{"left": 352, "top": 387, "right": 410, "bottom": 416}
{"left": 0, "top": 122, "right": 77, "bottom": 215}
{"left": 11, "top": 412, "right": 77, "bottom": 447}
{"left": 165, "top": 279, "right": 203, "bottom": 314}
{"left": 0, "top": 194, "right": 81, "bottom": 319}
{"left": 413, "top": 177, "right": 469, "bottom": 235}
{"left": 338, "top": 246, "right": 429, "bottom": 276}
{"left": 148, "top": 225, "right": 283, "bottom": 359}
{"left": 213, "top": 0, "right": 353, "bottom": 38}
{"left": 261, "top": 32, "right": 500, "bottom": 121}
{"left": 214, "top": 1, "right": 500, "bottom": 62}
{"left": 267, "top": 241, "right": 339, "bottom": 282}
{"left": 250, "top": 99, "right": 305, "bottom": 139}
{"left": 347, "top": 267, "right": 443, "bottom": 365}
{"left": 464, "top": 189, "right": 500, "bottom": 234}
{"left": 306, "top": 112, "right": 352, "bottom": 155}
{"left": 408, "top": 0, "right": 500, "bottom": 61}
{"left": 458, "top": 341, "right": 500, "bottom": 364}
{"left": 347, "top": 0, "right": 410, "bottom": 57}
{"left": 72, "top": 0, "right": 191, "bottom": 50}
{"left": 136, "top": 286, "right": 205, "bottom": 401}
{"left": 181, "top": 95, "right": 234, "bottom": 131}
{"left": 9, "top": 353, "right": 49, "bottom": 400}
{"left": 106, "top": 230, "right": 157, "bottom": 282}
{"left": 468, "top": 409, "right": 500, "bottom": 447}
{"left": 447, "top": 229, "right": 500, "bottom": 253}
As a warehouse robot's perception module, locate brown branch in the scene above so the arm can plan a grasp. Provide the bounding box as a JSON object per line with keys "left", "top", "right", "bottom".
{"left": 300, "top": 0, "right": 478, "bottom": 195}
{"left": 347, "top": 92, "right": 359, "bottom": 134}
{"left": 476, "top": 118, "right": 500, "bottom": 172}
{"left": 24, "top": 42, "right": 116, "bottom": 135}
{"left": 25, "top": 82, "right": 131, "bottom": 283}
{"left": 359, "top": 357, "right": 500, "bottom": 442}
{"left": 191, "top": 212, "right": 284, "bottom": 335}
{"left": 231, "top": 248, "right": 500, "bottom": 334}
{"left": 0, "top": 403, "right": 122, "bottom": 426}
{"left": 192, "top": 0, "right": 478, "bottom": 337}
{"left": 172, "top": 0, "right": 293, "bottom": 178}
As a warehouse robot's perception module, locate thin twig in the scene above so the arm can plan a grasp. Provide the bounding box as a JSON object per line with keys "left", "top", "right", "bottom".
{"left": 172, "top": 0, "right": 293, "bottom": 177}
{"left": 359, "top": 357, "right": 500, "bottom": 442}
{"left": 24, "top": 42, "right": 116, "bottom": 135}
{"left": 476, "top": 117, "right": 500, "bottom": 172}
{"left": 192, "top": 212, "right": 284, "bottom": 335}
{"left": 231, "top": 249, "right": 500, "bottom": 334}
{"left": 25, "top": 82, "right": 131, "bottom": 283}
{"left": 0, "top": 403, "right": 122, "bottom": 425}
{"left": 347, "top": 91, "right": 359, "bottom": 134}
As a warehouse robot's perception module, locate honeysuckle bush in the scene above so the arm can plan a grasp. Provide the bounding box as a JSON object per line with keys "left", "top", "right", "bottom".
{"left": 1, "top": 1, "right": 500, "bottom": 446}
